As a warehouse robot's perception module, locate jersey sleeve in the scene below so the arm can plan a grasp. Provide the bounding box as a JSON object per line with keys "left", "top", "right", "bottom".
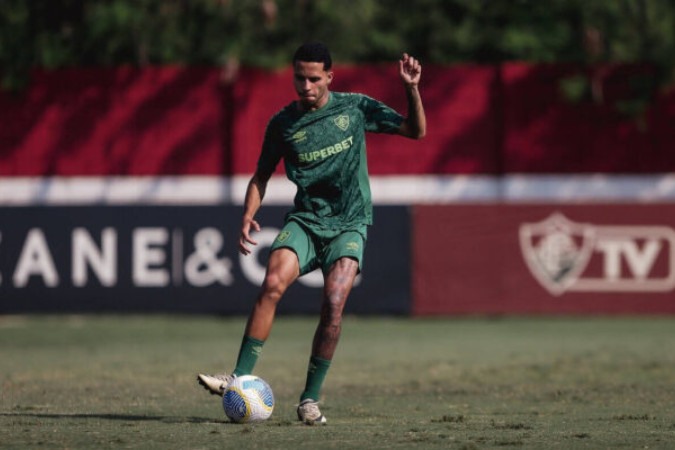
{"left": 358, "top": 94, "right": 404, "bottom": 134}
{"left": 256, "top": 117, "right": 284, "bottom": 178}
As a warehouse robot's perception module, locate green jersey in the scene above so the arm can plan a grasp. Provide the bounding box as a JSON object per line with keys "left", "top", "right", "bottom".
{"left": 257, "top": 92, "right": 404, "bottom": 230}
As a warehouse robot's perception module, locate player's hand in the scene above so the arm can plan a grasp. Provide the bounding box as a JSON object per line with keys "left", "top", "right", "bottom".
{"left": 239, "top": 217, "right": 260, "bottom": 255}
{"left": 399, "top": 53, "right": 421, "bottom": 87}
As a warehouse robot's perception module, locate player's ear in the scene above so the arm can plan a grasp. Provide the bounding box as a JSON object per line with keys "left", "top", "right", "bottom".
{"left": 326, "top": 70, "right": 333, "bottom": 85}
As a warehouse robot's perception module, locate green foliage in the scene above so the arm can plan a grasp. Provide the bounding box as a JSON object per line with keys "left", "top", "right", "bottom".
{"left": 2, "top": 0, "right": 675, "bottom": 90}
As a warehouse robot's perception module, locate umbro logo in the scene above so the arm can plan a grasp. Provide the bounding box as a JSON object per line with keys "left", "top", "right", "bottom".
{"left": 292, "top": 131, "right": 307, "bottom": 143}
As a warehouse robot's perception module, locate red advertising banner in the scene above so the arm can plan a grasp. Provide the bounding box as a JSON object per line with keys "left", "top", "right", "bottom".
{"left": 0, "top": 67, "right": 225, "bottom": 176}
{"left": 501, "top": 63, "right": 675, "bottom": 173}
{"left": 2, "top": 64, "right": 674, "bottom": 177}
{"left": 413, "top": 204, "right": 675, "bottom": 315}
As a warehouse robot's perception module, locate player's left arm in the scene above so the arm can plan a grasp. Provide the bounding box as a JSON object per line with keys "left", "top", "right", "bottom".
{"left": 397, "top": 53, "right": 426, "bottom": 139}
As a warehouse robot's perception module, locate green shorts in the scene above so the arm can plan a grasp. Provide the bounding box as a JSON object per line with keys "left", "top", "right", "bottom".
{"left": 270, "top": 220, "right": 367, "bottom": 275}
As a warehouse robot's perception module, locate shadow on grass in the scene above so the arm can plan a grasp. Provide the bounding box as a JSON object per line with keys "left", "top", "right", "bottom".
{"left": 1, "top": 412, "right": 229, "bottom": 425}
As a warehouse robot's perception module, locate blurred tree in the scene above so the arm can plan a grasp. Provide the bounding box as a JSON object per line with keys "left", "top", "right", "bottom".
{"left": 1, "top": 0, "right": 674, "bottom": 91}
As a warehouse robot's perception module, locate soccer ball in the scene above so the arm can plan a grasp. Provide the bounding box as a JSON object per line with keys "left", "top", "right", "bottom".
{"left": 222, "top": 375, "right": 274, "bottom": 423}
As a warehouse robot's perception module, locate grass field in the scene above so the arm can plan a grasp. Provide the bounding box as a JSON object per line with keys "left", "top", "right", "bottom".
{"left": 2, "top": 315, "right": 675, "bottom": 449}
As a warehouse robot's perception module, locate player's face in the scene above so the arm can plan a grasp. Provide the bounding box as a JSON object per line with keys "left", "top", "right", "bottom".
{"left": 293, "top": 61, "right": 333, "bottom": 111}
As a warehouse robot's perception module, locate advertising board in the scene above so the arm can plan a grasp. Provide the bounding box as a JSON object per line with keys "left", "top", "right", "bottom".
{"left": 413, "top": 204, "right": 675, "bottom": 315}
{"left": 0, "top": 206, "right": 410, "bottom": 314}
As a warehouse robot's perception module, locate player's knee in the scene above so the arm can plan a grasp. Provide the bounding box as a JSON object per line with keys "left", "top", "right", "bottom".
{"left": 261, "top": 272, "right": 289, "bottom": 303}
{"left": 323, "top": 287, "right": 348, "bottom": 316}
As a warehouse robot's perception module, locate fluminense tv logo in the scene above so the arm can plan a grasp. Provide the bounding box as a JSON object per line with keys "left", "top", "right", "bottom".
{"left": 519, "top": 212, "right": 675, "bottom": 295}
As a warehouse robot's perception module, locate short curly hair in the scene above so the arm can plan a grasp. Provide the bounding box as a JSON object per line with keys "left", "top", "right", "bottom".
{"left": 293, "top": 42, "right": 332, "bottom": 70}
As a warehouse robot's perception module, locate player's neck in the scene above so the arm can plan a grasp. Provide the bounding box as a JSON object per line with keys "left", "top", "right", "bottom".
{"left": 297, "top": 91, "right": 331, "bottom": 113}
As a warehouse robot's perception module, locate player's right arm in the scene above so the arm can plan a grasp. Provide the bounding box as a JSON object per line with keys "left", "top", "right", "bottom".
{"left": 239, "top": 171, "right": 271, "bottom": 255}
{"left": 239, "top": 116, "right": 283, "bottom": 255}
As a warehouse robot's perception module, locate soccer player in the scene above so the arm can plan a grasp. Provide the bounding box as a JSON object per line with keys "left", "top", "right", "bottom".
{"left": 198, "top": 42, "right": 425, "bottom": 424}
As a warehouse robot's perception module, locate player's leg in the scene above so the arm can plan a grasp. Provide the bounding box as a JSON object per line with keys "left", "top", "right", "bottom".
{"left": 298, "top": 229, "right": 365, "bottom": 424}
{"left": 233, "top": 247, "right": 300, "bottom": 375}
{"left": 298, "top": 256, "right": 359, "bottom": 424}
{"left": 198, "top": 248, "right": 299, "bottom": 395}
{"left": 244, "top": 247, "right": 300, "bottom": 341}
{"left": 313, "top": 256, "right": 359, "bottom": 360}
{"left": 199, "top": 221, "right": 314, "bottom": 396}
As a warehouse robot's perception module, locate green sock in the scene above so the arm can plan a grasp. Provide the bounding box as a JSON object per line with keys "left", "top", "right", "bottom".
{"left": 300, "top": 356, "right": 331, "bottom": 402}
{"left": 232, "top": 335, "right": 265, "bottom": 377}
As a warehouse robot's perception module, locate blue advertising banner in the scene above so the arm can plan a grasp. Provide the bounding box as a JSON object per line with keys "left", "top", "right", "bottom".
{"left": 0, "top": 206, "right": 410, "bottom": 314}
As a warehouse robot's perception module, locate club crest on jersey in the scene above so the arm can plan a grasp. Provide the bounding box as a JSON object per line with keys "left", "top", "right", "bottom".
{"left": 334, "top": 115, "right": 350, "bottom": 131}
{"left": 276, "top": 231, "right": 291, "bottom": 243}
{"left": 346, "top": 241, "right": 360, "bottom": 251}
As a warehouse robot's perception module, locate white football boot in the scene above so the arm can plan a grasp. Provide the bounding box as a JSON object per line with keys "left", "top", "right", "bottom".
{"left": 197, "top": 372, "right": 234, "bottom": 396}
{"left": 297, "top": 399, "right": 327, "bottom": 425}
